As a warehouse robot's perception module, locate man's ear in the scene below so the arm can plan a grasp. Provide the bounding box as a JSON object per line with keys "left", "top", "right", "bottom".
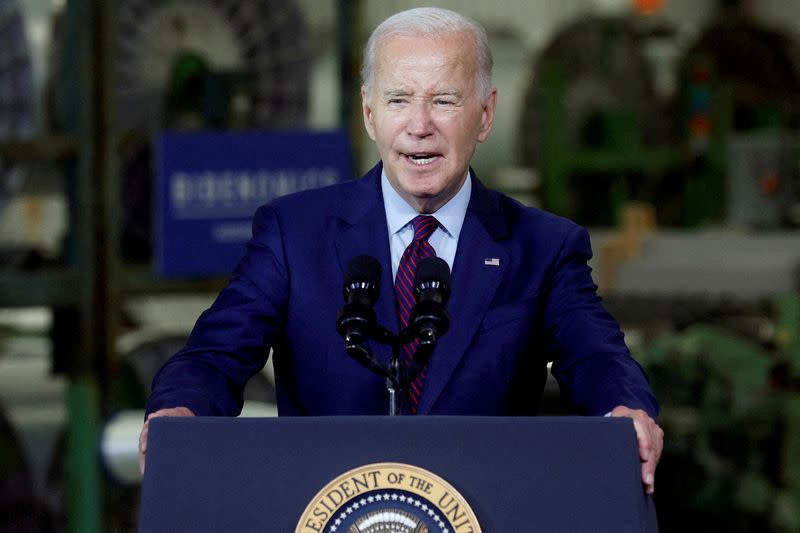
{"left": 477, "top": 88, "right": 497, "bottom": 143}
{"left": 361, "top": 86, "right": 377, "bottom": 141}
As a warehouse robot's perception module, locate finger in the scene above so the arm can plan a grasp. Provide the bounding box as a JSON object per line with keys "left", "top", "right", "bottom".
{"left": 139, "top": 423, "right": 148, "bottom": 456}
{"left": 639, "top": 424, "right": 663, "bottom": 493}
{"left": 139, "top": 407, "right": 194, "bottom": 475}
{"left": 641, "top": 462, "right": 655, "bottom": 494}
{"left": 148, "top": 406, "right": 194, "bottom": 420}
{"left": 629, "top": 415, "right": 653, "bottom": 463}
{"left": 625, "top": 412, "right": 656, "bottom": 487}
{"left": 139, "top": 422, "right": 149, "bottom": 475}
{"left": 610, "top": 406, "right": 662, "bottom": 493}
{"left": 634, "top": 424, "right": 656, "bottom": 491}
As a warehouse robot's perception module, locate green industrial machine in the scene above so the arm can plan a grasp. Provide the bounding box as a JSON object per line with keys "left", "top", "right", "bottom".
{"left": 521, "top": 11, "right": 800, "bottom": 531}
{"left": 518, "top": 8, "right": 800, "bottom": 228}
{"left": 517, "top": 16, "right": 682, "bottom": 226}
{"left": 635, "top": 294, "right": 800, "bottom": 532}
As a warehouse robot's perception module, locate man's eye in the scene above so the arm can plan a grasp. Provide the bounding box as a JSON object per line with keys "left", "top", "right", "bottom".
{"left": 388, "top": 98, "right": 407, "bottom": 105}
{"left": 435, "top": 99, "right": 455, "bottom": 106}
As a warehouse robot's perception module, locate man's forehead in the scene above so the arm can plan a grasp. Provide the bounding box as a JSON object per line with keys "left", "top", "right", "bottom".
{"left": 374, "top": 34, "right": 476, "bottom": 80}
{"left": 376, "top": 31, "right": 476, "bottom": 63}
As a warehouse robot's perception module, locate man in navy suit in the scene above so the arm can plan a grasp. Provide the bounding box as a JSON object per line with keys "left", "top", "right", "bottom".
{"left": 140, "top": 7, "right": 663, "bottom": 492}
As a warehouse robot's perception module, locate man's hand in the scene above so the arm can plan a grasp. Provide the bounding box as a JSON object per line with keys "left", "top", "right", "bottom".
{"left": 610, "top": 406, "right": 664, "bottom": 494}
{"left": 139, "top": 407, "right": 194, "bottom": 475}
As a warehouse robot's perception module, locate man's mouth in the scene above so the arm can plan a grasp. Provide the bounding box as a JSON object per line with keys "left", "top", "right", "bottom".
{"left": 405, "top": 153, "right": 440, "bottom": 165}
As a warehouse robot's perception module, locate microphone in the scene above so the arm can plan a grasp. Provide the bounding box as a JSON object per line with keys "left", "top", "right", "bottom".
{"left": 409, "top": 256, "right": 451, "bottom": 345}
{"left": 336, "top": 255, "right": 382, "bottom": 346}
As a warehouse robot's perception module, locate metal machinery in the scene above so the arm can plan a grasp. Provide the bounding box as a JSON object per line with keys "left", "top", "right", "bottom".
{"left": 604, "top": 6, "right": 800, "bottom": 526}
{"left": 88, "top": 0, "right": 308, "bottom": 397}
{"left": 55, "top": 1, "right": 306, "bottom": 530}
{"left": 516, "top": 6, "right": 800, "bottom": 530}
{"left": 0, "top": 2, "right": 105, "bottom": 530}
{"left": 0, "top": 0, "right": 33, "bottom": 210}
{"left": 604, "top": 7, "right": 800, "bottom": 524}
{"left": 0, "top": 0, "right": 34, "bottom": 279}
{"left": 0, "top": 2, "right": 42, "bottom": 532}
{"left": 50, "top": 0, "right": 311, "bottom": 261}
{"left": 680, "top": 3, "right": 800, "bottom": 228}
{"left": 1, "top": 0, "right": 309, "bottom": 531}
{"left": 518, "top": 7, "right": 800, "bottom": 229}
{"left": 603, "top": 245, "right": 800, "bottom": 531}
{"left": 517, "top": 15, "right": 679, "bottom": 226}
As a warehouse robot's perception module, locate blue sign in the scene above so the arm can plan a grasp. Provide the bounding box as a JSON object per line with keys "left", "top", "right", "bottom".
{"left": 154, "top": 130, "right": 352, "bottom": 277}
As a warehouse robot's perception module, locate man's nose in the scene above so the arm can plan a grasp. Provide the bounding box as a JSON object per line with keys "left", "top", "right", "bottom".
{"left": 406, "top": 101, "right": 434, "bottom": 137}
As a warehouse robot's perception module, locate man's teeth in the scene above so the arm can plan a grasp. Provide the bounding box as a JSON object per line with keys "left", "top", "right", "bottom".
{"left": 408, "top": 154, "right": 436, "bottom": 165}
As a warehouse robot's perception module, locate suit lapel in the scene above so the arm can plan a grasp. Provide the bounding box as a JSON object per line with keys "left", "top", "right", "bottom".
{"left": 417, "top": 176, "right": 509, "bottom": 414}
{"left": 333, "top": 164, "right": 396, "bottom": 365}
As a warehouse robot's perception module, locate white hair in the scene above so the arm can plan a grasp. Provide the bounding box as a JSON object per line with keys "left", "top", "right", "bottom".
{"left": 361, "top": 7, "right": 494, "bottom": 101}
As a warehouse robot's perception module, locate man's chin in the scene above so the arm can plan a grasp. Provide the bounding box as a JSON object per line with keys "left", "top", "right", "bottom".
{"left": 394, "top": 174, "right": 442, "bottom": 198}
{"left": 408, "top": 190, "right": 451, "bottom": 214}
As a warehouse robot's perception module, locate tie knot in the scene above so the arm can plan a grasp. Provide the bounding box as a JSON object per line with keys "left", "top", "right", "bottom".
{"left": 411, "top": 215, "right": 438, "bottom": 242}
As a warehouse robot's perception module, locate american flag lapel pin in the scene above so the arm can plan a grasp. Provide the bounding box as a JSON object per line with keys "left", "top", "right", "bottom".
{"left": 484, "top": 257, "right": 500, "bottom": 266}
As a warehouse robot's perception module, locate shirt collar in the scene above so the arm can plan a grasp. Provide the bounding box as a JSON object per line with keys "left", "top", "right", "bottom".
{"left": 381, "top": 169, "right": 471, "bottom": 240}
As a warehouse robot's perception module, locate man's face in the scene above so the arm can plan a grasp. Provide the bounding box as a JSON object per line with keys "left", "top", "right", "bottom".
{"left": 361, "top": 31, "right": 496, "bottom": 213}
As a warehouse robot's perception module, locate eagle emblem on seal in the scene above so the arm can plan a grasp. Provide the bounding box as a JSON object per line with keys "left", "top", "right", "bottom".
{"left": 347, "top": 509, "right": 429, "bottom": 533}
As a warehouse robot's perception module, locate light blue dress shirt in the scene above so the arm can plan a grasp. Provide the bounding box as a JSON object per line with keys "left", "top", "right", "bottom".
{"left": 381, "top": 169, "right": 471, "bottom": 281}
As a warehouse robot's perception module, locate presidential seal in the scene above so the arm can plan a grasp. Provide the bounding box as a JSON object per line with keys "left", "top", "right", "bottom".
{"left": 296, "top": 463, "right": 481, "bottom": 533}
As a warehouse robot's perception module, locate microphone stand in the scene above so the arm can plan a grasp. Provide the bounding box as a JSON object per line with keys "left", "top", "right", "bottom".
{"left": 387, "top": 344, "right": 404, "bottom": 416}
{"left": 344, "top": 324, "right": 434, "bottom": 416}
{"left": 339, "top": 256, "right": 449, "bottom": 415}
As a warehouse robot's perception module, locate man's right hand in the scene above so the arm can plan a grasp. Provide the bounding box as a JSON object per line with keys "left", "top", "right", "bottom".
{"left": 138, "top": 407, "right": 194, "bottom": 475}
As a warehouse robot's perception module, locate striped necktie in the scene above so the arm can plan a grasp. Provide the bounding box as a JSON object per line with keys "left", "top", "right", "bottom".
{"left": 395, "top": 215, "right": 438, "bottom": 413}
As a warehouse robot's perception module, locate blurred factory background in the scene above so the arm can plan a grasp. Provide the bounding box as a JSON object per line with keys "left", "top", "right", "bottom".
{"left": 1, "top": 0, "right": 799, "bottom": 531}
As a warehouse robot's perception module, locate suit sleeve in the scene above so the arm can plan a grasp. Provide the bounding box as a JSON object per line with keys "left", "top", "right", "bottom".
{"left": 544, "top": 225, "right": 659, "bottom": 419}
{"left": 145, "top": 205, "right": 289, "bottom": 416}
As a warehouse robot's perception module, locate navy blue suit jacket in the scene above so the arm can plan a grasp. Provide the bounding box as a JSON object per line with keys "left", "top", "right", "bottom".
{"left": 147, "top": 163, "right": 658, "bottom": 418}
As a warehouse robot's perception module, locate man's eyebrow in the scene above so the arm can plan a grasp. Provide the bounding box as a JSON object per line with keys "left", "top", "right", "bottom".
{"left": 383, "top": 89, "right": 411, "bottom": 98}
{"left": 381, "top": 89, "right": 463, "bottom": 98}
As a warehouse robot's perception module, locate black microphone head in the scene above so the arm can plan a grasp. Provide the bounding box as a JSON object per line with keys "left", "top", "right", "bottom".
{"left": 344, "top": 255, "right": 382, "bottom": 301}
{"left": 412, "top": 257, "right": 451, "bottom": 341}
{"left": 414, "top": 257, "right": 450, "bottom": 301}
{"left": 415, "top": 257, "right": 450, "bottom": 285}
{"left": 345, "top": 255, "right": 382, "bottom": 286}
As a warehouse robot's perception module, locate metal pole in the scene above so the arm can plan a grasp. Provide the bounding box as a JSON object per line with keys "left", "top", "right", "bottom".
{"left": 337, "top": 0, "right": 363, "bottom": 173}
{"left": 66, "top": 381, "right": 101, "bottom": 533}
{"left": 63, "top": 0, "right": 107, "bottom": 530}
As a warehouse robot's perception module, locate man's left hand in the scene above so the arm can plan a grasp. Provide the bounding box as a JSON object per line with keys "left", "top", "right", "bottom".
{"left": 610, "top": 406, "right": 663, "bottom": 494}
